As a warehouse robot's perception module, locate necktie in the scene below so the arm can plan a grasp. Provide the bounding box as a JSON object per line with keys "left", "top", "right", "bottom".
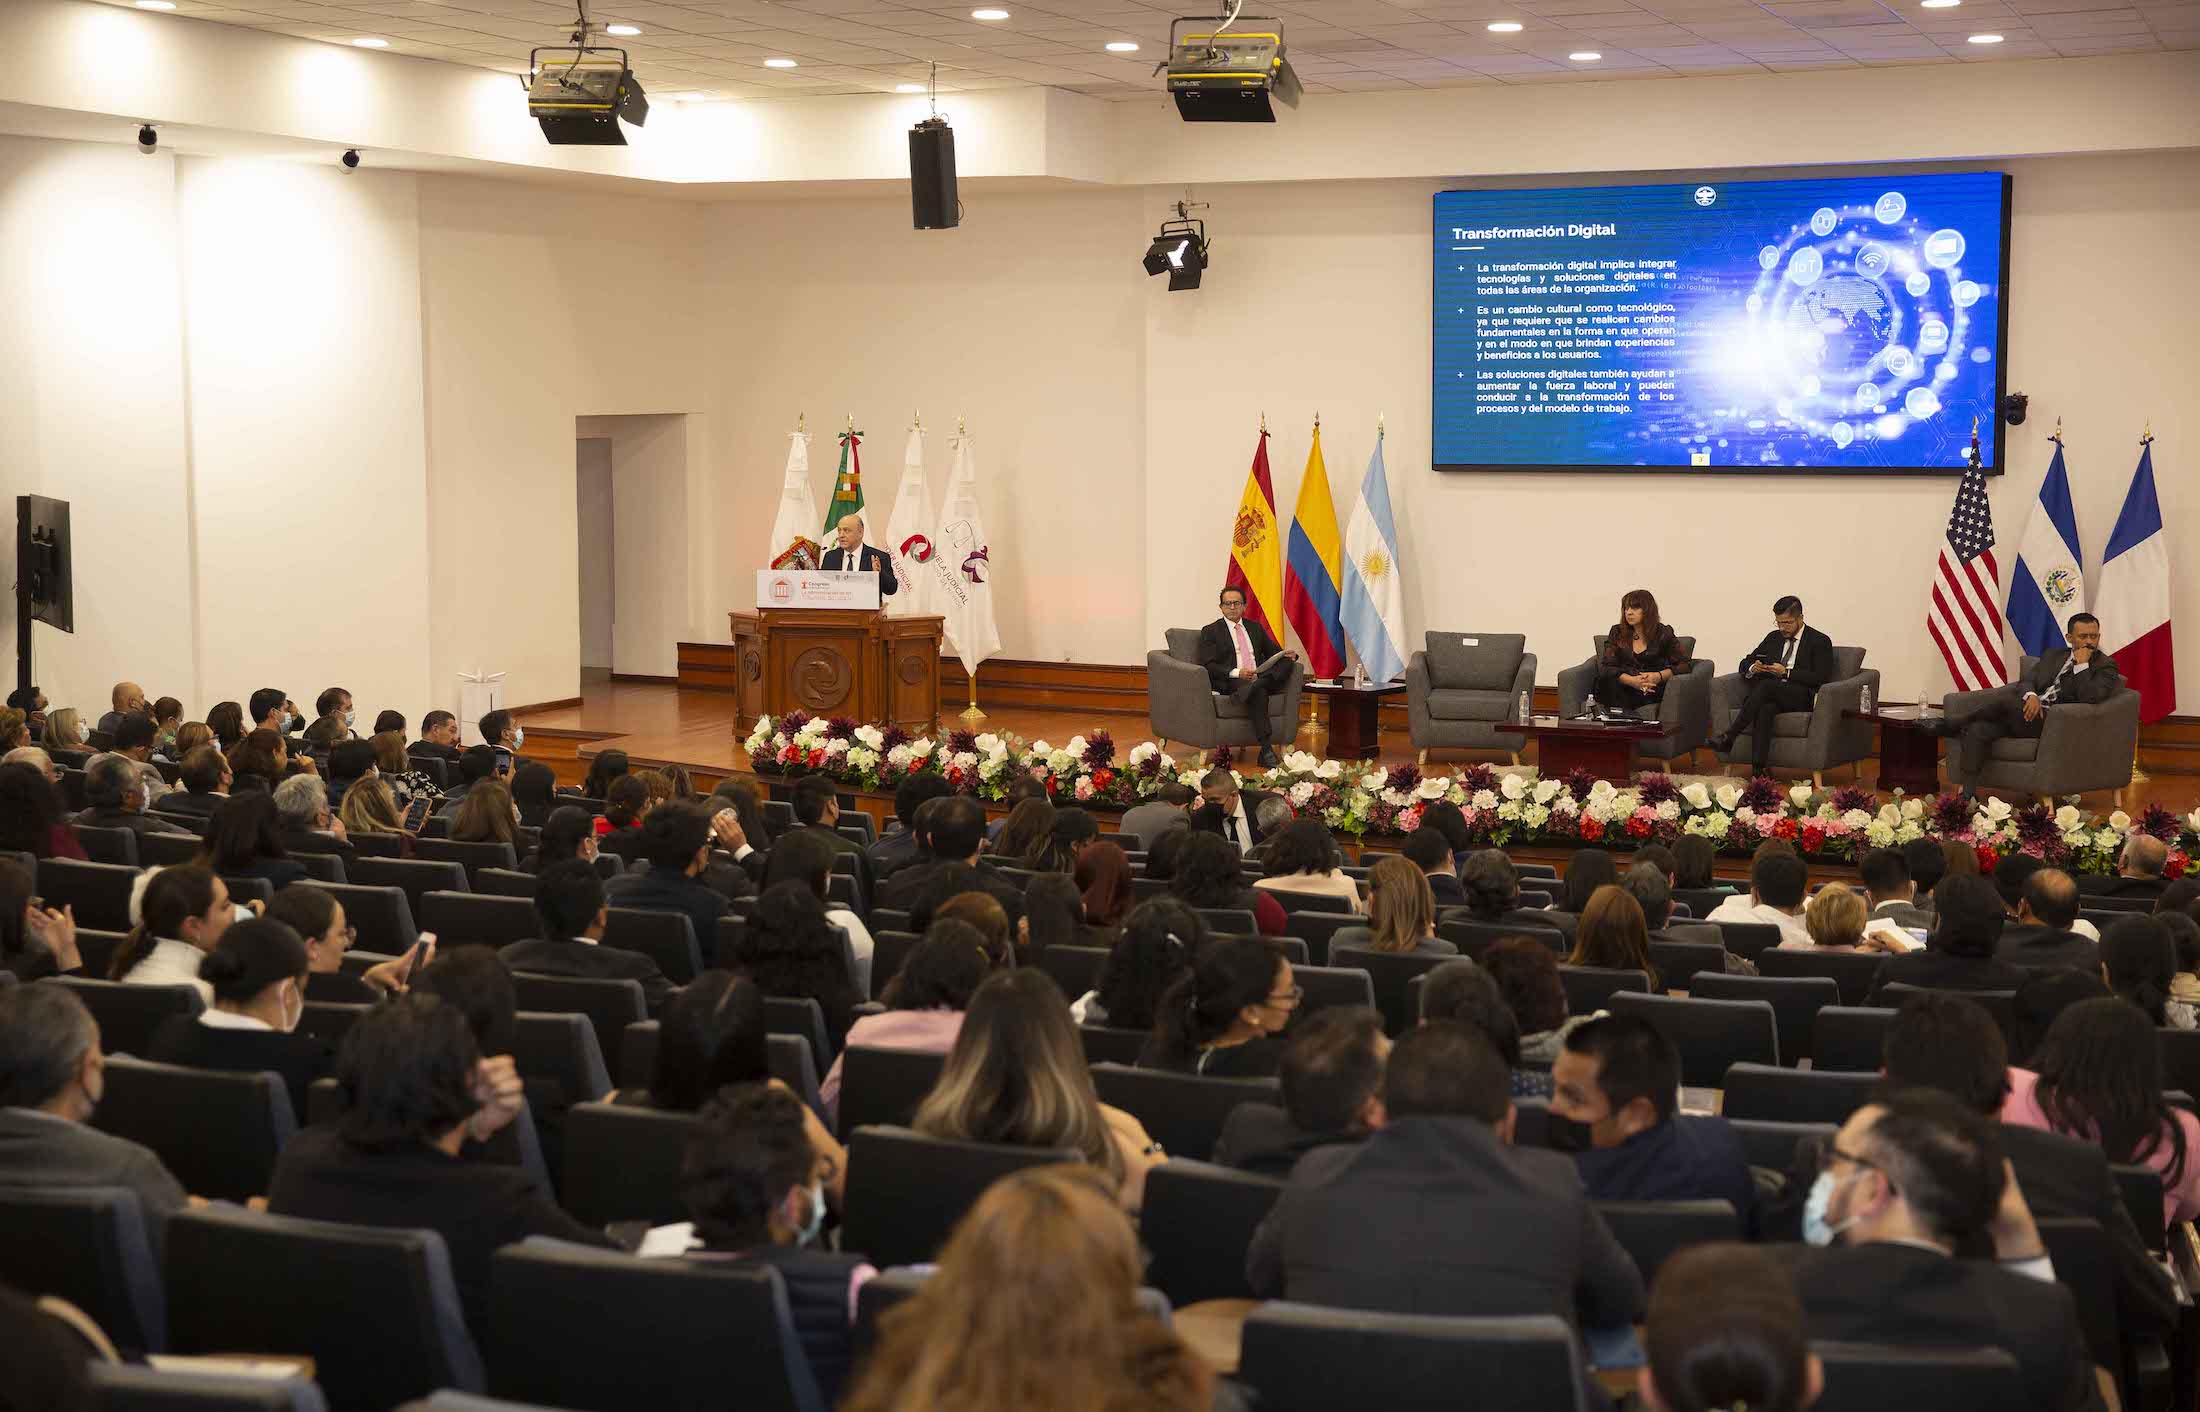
{"left": 2043, "top": 660, "right": 2073, "bottom": 704}
{"left": 1234, "top": 807, "right": 1252, "bottom": 851}
{"left": 1232, "top": 622, "right": 1255, "bottom": 673}
{"left": 1781, "top": 634, "right": 1797, "bottom": 668}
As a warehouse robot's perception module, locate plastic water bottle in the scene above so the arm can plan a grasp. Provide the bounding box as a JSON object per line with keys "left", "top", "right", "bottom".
{"left": 1519, "top": 690, "right": 1531, "bottom": 723}
{"left": 1859, "top": 682, "right": 1874, "bottom": 715}
{"left": 1584, "top": 692, "right": 1599, "bottom": 720}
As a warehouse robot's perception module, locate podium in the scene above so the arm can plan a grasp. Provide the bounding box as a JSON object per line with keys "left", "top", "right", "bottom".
{"left": 728, "top": 605, "right": 944, "bottom": 733}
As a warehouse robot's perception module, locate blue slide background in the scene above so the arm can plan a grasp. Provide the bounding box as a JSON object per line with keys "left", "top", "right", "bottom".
{"left": 1432, "top": 172, "right": 2009, "bottom": 472}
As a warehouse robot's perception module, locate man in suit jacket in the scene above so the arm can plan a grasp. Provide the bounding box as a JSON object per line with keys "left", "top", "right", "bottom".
{"left": 1929, "top": 612, "right": 2123, "bottom": 785}
{"left": 1616, "top": 863, "right": 1725, "bottom": 949}
{"left": 1712, "top": 595, "right": 1835, "bottom": 774}
{"left": 506, "top": 858, "right": 674, "bottom": 1013}
{"left": 877, "top": 796, "right": 1025, "bottom": 930}
{"left": 1198, "top": 586, "right": 1298, "bottom": 767}
{"left": 1999, "top": 867, "right": 2101, "bottom": 971}
{"left": 72, "top": 752, "right": 192, "bottom": 841}
{"left": 2077, "top": 834, "right": 2170, "bottom": 900}
{"left": 787, "top": 774, "right": 873, "bottom": 903}
{"left": 818, "top": 515, "right": 898, "bottom": 596}
{"left": 1881, "top": 992, "right": 2179, "bottom": 1345}
{"left": 0, "top": 986, "right": 189, "bottom": 1261}
{"left": 1213, "top": 1006, "right": 1387, "bottom": 1178}
{"left": 1196, "top": 768, "right": 1279, "bottom": 855}
{"left": 410, "top": 710, "right": 463, "bottom": 765}
{"left": 1247, "top": 1021, "right": 1644, "bottom": 1330}
{"left": 1119, "top": 782, "right": 1195, "bottom": 852}
{"left": 1402, "top": 829, "right": 1468, "bottom": 908}
{"left": 1860, "top": 847, "right": 1935, "bottom": 933}
{"left": 1772, "top": 1090, "right": 2103, "bottom": 1412}
{"left": 1865, "top": 875, "right": 2030, "bottom": 1004}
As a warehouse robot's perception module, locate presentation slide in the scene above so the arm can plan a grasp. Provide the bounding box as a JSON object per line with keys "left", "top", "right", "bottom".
{"left": 1432, "top": 171, "right": 2011, "bottom": 474}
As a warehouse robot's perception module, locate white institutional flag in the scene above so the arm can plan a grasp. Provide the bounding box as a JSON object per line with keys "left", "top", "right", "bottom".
{"left": 766, "top": 429, "right": 822, "bottom": 568}
{"left": 881, "top": 424, "right": 937, "bottom": 618}
{"left": 929, "top": 430, "right": 1000, "bottom": 678}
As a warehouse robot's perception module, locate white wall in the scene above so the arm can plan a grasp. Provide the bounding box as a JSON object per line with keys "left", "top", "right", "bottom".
{"left": 576, "top": 438, "right": 613, "bottom": 670}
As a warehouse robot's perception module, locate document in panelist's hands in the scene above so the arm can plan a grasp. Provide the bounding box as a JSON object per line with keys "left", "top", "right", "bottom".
{"left": 1253, "top": 651, "right": 1292, "bottom": 674}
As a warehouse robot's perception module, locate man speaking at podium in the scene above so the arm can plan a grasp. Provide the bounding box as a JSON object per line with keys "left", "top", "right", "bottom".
{"left": 820, "top": 515, "right": 898, "bottom": 597}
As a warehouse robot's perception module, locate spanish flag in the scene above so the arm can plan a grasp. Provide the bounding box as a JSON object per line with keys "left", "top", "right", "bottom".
{"left": 1285, "top": 422, "right": 1346, "bottom": 680}
{"left": 1225, "top": 430, "right": 1285, "bottom": 641}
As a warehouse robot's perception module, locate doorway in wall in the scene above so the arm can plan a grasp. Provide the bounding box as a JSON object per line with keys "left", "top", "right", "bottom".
{"left": 576, "top": 437, "right": 614, "bottom": 683}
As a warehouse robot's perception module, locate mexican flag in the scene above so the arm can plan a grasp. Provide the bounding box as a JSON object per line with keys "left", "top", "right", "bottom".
{"left": 822, "top": 427, "right": 865, "bottom": 538}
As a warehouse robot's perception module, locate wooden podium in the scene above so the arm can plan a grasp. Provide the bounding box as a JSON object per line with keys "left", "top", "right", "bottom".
{"left": 727, "top": 608, "right": 945, "bottom": 734}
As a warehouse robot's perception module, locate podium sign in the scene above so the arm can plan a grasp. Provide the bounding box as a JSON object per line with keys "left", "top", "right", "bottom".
{"left": 755, "top": 570, "right": 881, "bottom": 611}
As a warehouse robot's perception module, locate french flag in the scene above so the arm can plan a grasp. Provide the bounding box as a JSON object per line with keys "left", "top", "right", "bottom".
{"left": 2007, "top": 437, "right": 2085, "bottom": 659}
{"left": 2095, "top": 436, "right": 2176, "bottom": 721}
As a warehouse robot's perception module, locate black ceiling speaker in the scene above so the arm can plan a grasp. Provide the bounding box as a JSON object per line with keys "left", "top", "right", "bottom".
{"left": 910, "top": 116, "right": 958, "bottom": 230}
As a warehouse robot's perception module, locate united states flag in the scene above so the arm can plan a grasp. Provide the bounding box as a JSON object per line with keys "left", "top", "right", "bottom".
{"left": 1927, "top": 432, "right": 2008, "bottom": 692}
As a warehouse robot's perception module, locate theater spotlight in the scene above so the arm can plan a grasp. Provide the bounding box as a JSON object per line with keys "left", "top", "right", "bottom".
{"left": 1142, "top": 201, "right": 1209, "bottom": 292}
{"left": 1161, "top": 4, "right": 1299, "bottom": 122}
{"left": 524, "top": 4, "right": 649, "bottom": 144}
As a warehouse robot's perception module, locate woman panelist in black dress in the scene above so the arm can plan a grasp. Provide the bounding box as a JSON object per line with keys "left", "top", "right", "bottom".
{"left": 1595, "top": 589, "right": 1690, "bottom": 711}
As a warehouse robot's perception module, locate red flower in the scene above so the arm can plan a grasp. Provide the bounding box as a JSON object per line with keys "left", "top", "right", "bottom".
{"left": 1093, "top": 768, "right": 1115, "bottom": 790}
{"left": 1580, "top": 818, "right": 1605, "bottom": 841}
{"left": 1624, "top": 814, "right": 1654, "bottom": 839}
{"left": 2167, "top": 851, "right": 2190, "bottom": 881}
{"left": 1973, "top": 843, "right": 2001, "bottom": 873}
{"left": 1799, "top": 825, "right": 1827, "bottom": 852}
{"left": 946, "top": 766, "right": 966, "bottom": 785}
{"left": 777, "top": 744, "right": 797, "bottom": 765}
{"left": 1773, "top": 817, "right": 1799, "bottom": 840}
{"left": 805, "top": 748, "right": 825, "bottom": 769}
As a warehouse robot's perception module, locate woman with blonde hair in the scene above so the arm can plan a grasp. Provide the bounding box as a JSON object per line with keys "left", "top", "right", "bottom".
{"left": 43, "top": 706, "right": 86, "bottom": 751}
{"left": 173, "top": 721, "right": 214, "bottom": 760}
{"left": 450, "top": 779, "right": 517, "bottom": 846}
{"left": 838, "top": 1164, "right": 1212, "bottom": 1412}
{"left": 1335, "top": 856, "right": 1456, "bottom": 956}
{"left": 338, "top": 773, "right": 408, "bottom": 839}
{"left": 1567, "top": 883, "right": 1662, "bottom": 990}
{"left": 913, "top": 969, "right": 1163, "bottom": 1211}
{"left": 1803, "top": 881, "right": 1871, "bottom": 950}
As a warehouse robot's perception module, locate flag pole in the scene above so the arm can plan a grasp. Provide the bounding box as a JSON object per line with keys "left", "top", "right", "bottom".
{"left": 2131, "top": 421, "right": 2155, "bottom": 784}
{"left": 955, "top": 410, "right": 986, "bottom": 724}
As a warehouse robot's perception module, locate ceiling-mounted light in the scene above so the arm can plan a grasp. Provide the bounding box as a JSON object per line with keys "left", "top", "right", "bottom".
{"left": 1967, "top": 31, "right": 2002, "bottom": 41}
{"left": 1106, "top": 40, "right": 1139, "bottom": 51}
{"left": 605, "top": 23, "right": 641, "bottom": 35}
{"left": 1568, "top": 49, "right": 1600, "bottom": 59}
{"left": 1143, "top": 200, "right": 1209, "bottom": 292}
{"left": 134, "top": 2, "right": 177, "bottom": 10}
{"left": 895, "top": 82, "right": 927, "bottom": 91}
{"left": 972, "top": 8, "right": 1011, "bottom": 19}
{"left": 352, "top": 36, "right": 389, "bottom": 46}
{"left": 764, "top": 57, "right": 798, "bottom": 66}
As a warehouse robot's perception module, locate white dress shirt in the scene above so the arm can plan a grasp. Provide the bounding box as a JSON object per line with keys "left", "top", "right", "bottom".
{"left": 1705, "top": 895, "right": 1813, "bottom": 949}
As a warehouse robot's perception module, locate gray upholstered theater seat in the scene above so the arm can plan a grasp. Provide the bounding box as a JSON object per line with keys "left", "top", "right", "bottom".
{"left": 1405, "top": 631, "right": 1535, "bottom": 763}
{"left": 1942, "top": 653, "right": 2141, "bottom": 804}
{"left": 1146, "top": 627, "right": 1305, "bottom": 754}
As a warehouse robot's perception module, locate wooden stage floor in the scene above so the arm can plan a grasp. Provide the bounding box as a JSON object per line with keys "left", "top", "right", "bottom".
{"left": 515, "top": 682, "right": 2200, "bottom": 815}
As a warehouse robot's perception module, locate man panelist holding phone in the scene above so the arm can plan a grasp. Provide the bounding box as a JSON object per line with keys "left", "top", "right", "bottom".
{"left": 1712, "top": 595, "right": 1834, "bottom": 775}
{"left": 819, "top": 516, "right": 898, "bottom": 597}
{"left": 1925, "top": 612, "right": 2123, "bottom": 784}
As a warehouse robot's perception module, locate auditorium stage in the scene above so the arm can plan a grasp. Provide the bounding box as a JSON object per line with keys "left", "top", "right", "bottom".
{"left": 512, "top": 681, "right": 2200, "bottom": 817}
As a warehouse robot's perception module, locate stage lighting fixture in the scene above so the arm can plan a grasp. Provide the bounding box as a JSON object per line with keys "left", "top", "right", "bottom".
{"left": 136, "top": 124, "right": 158, "bottom": 154}
{"left": 525, "top": 4, "right": 650, "bottom": 145}
{"left": 1162, "top": 8, "right": 1299, "bottom": 122}
{"left": 341, "top": 148, "right": 361, "bottom": 171}
{"left": 1142, "top": 202, "right": 1209, "bottom": 291}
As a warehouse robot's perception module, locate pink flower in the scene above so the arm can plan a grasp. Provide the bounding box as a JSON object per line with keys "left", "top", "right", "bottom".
{"left": 1753, "top": 813, "right": 1779, "bottom": 835}
{"left": 1398, "top": 808, "right": 1421, "bottom": 832}
{"left": 1074, "top": 776, "right": 1096, "bottom": 801}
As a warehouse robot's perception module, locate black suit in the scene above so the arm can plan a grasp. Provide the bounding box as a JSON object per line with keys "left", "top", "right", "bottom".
{"left": 1426, "top": 871, "right": 1468, "bottom": 908}
{"left": 410, "top": 741, "right": 462, "bottom": 763}
{"left": 880, "top": 859, "right": 1024, "bottom": 931}
{"left": 1211, "top": 1101, "right": 1369, "bottom": 1178}
{"left": 1950, "top": 648, "right": 2125, "bottom": 779}
{"left": 1773, "top": 1241, "right": 2101, "bottom": 1412}
{"left": 146, "top": 1016, "right": 334, "bottom": 1125}
{"left": 1246, "top": 1114, "right": 1643, "bottom": 1330}
{"left": 787, "top": 823, "right": 872, "bottom": 903}
{"left": 2076, "top": 873, "right": 2168, "bottom": 901}
{"left": 1198, "top": 615, "right": 1291, "bottom": 749}
{"left": 2000, "top": 1124, "right": 2179, "bottom": 1343}
{"left": 1996, "top": 924, "right": 2100, "bottom": 972}
{"left": 498, "top": 936, "right": 674, "bottom": 1014}
{"left": 72, "top": 805, "right": 191, "bottom": 839}
{"left": 820, "top": 544, "right": 898, "bottom": 597}
{"left": 1864, "top": 948, "right": 2031, "bottom": 1004}
{"left": 1726, "top": 625, "right": 1835, "bottom": 771}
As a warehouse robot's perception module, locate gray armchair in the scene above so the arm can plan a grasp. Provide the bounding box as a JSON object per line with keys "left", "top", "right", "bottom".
{"left": 1942, "top": 655, "right": 2141, "bottom": 805}
{"left": 1554, "top": 636, "right": 1713, "bottom": 766}
{"left": 1406, "top": 632, "right": 1535, "bottom": 765}
{"left": 1147, "top": 628, "right": 1305, "bottom": 755}
{"left": 1709, "top": 646, "right": 1880, "bottom": 786}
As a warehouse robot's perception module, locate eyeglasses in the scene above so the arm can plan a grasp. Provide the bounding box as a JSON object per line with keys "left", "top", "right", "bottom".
{"left": 1816, "top": 1143, "right": 1879, "bottom": 1176}
{"left": 1266, "top": 985, "right": 1304, "bottom": 1009}
{"left": 340, "top": 925, "right": 358, "bottom": 945}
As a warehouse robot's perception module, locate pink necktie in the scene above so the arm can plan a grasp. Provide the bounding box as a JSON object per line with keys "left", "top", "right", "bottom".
{"left": 1233, "top": 622, "right": 1255, "bottom": 673}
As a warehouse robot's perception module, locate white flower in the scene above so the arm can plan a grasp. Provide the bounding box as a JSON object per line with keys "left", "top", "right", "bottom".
{"left": 1613, "top": 790, "right": 1641, "bottom": 816}
{"left": 1866, "top": 821, "right": 1896, "bottom": 847}
{"left": 975, "top": 733, "right": 1003, "bottom": 755}
{"left": 1500, "top": 774, "right": 1529, "bottom": 802}
{"left": 1585, "top": 798, "right": 1615, "bottom": 824}
{"left": 2062, "top": 829, "right": 2090, "bottom": 848}
{"left": 1363, "top": 768, "right": 1389, "bottom": 793}
{"left": 1894, "top": 821, "right": 1925, "bottom": 844}
{"left": 1498, "top": 800, "right": 1524, "bottom": 821}
{"left": 1983, "top": 796, "right": 2012, "bottom": 822}
{"left": 1282, "top": 750, "right": 1320, "bottom": 773}
{"left": 1128, "top": 741, "right": 1157, "bottom": 764}
{"left": 1028, "top": 739, "right": 1051, "bottom": 756}
{"left": 909, "top": 738, "right": 935, "bottom": 758}
{"left": 2053, "top": 804, "right": 2082, "bottom": 832}
{"left": 1065, "top": 735, "right": 1086, "bottom": 756}
{"left": 795, "top": 717, "right": 828, "bottom": 742}
{"left": 1048, "top": 750, "right": 1076, "bottom": 774}
{"left": 2187, "top": 807, "right": 2200, "bottom": 836}
{"left": 1714, "top": 783, "right": 1743, "bottom": 811}
{"left": 2109, "top": 810, "right": 2133, "bottom": 833}
{"left": 1416, "top": 777, "right": 1448, "bottom": 800}
{"left": 1656, "top": 799, "right": 1681, "bottom": 821}
{"left": 1289, "top": 781, "right": 1316, "bottom": 806}
{"left": 1901, "top": 797, "right": 1926, "bottom": 821}
{"left": 1525, "top": 803, "right": 1550, "bottom": 828}
{"left": 953, "top": 750, "right": 978, "bottom": 771}
{"left": 886, "top": 744, "right": 914, "bottom": 768}
{"left": 846, "top": 746, "right": 878, "bottom": 769}
{"left": 1735, "top": 807, "right": 1756, "bottom": 826}
{"left": 1471, "top": 788, "right": 1499, "bottom": 810}
{"left": 1316, "top": 759, "right": 1344, "bottom": 780}
{"left": 1842, "top": 808, "right": 1873, "bottom": 831}
{"left": 1551, "top": 794, "right": 1579, "bottom": 816}
{"left": 1532, "top": 779, "right": 1562, "bottom": 805}
{"left": 1680, "top": 782, "right": 1711, "bottom": 810}
{"left": 2094, "top": 827, "right": 2122, "bottom": 850}
{"left": 1789, "top": 783, "right": 1814, "bottom": 809}
{"left": 1588, "top": 778, "right": 1617, "bottom": 801}
{"left": 853, "top": 724, "right": 884, "bottom": 749}
{"left": 1970, "top": 812, "right": 1993, "bottom": 836}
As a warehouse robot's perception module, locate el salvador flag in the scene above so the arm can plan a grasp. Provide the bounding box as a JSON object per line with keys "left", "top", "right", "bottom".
{"left": 1340, "top": 436, "right": 1409, "bottom": 683}
{"left": 2007, "top": 439, "right": 2085, "bottom": 658}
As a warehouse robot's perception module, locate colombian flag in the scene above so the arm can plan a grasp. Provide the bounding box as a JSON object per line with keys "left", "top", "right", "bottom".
{"left": 1225, "top": 430, "right": 1285, "bottom": 641}
{"left": 1285, "top": 424, "right": 1346, "bottom": 680}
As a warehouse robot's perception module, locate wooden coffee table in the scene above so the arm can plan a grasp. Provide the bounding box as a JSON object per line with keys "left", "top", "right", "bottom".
{"left": 1301, "top": 679, "right": 1405, "bottom": 760}
{"left": 1845, "top": 705, "right": 1944, "bottom": 795}
{"left": 1515, "top": 715, "right": 1664, "bottom": 780}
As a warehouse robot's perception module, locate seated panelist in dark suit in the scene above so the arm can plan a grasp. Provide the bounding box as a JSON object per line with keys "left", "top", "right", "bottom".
{"left": 818, "top": 515, "right": 898, "bottom": 596}
{"left": 1926, "top": 612, "right": 2123, "bottom": 784}
{"left": 1198, "top": 585, "right": 1298, "bottom": 767}
{"left": 1771, "top": 1089, "right": 2101, "bottom": 1412}
{"left": 1594, "top": 588, "right": 1690, "bottom": 714}
{"left": 1713, "top": 595, "right": 1837, "bottom": 774}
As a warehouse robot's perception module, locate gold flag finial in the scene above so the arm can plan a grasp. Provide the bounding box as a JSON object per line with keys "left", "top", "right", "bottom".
{"left": 1313, "top": 410, "right": 1321, "bottom": 431}
{"left": 1378, "top": 413, "right": 1385, "bottom": 439}
{"left": 2143, "top": 421, "right": 2153, "bottom": 444}
{"left": 2052, "top": 416, "right": 2063, "bottom": 443}
{"left": 845, "top": 412, "right": 855, "bottom": 434}
{"left": 1259, "top": 410, "right": 1267, "bottom": 434}
{"left": 957, "top": 414, "right": 966, "bottom": 436}
{"left": 796, "top": 411, "right": 806, "bottom": 435}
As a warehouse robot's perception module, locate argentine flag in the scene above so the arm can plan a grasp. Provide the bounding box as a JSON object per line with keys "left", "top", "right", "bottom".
{"left": 2007, "top": 438, "right": 2085, "bottom": 658}
{"left": 1340, "top": 435, "right": 1408, "bottom": 683}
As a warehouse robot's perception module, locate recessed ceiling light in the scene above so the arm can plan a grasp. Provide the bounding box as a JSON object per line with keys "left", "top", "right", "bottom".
{"left": 605, "top": 23, "right": 641, "bottom": 35}
{"left": 134, "top": 2, "right": 177, "bottom": 10}
{"left": 1920, "top": 0, "right": 1959, "bottom": 7}
{"left": 1105, "top": 40, "right": 1139, "bottom": 51}
{"left": 972, "top": 8, "right": 1011, "bottom": 19}
{"left": 1967, "top": 30, "right": 2002, "bottom": 41}
{"left": 351, "top": 36, "right": 388, "bottom": 47}
{"left": 894, "top": 82, "right": 927, "bottom": 92}
{"left": 1569, "top": 50, "right": 1602, "bottom": 60}
{"left": 763, "top": 56, "right": 798, "bottom": 66}
{"left": 1487, "top": 20, "right": 1523, "bottom": 31}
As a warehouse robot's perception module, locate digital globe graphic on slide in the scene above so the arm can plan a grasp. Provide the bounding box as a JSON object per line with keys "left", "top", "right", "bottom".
{"left": 1431, "top": 171, "right": 2011, "bottom": 474}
